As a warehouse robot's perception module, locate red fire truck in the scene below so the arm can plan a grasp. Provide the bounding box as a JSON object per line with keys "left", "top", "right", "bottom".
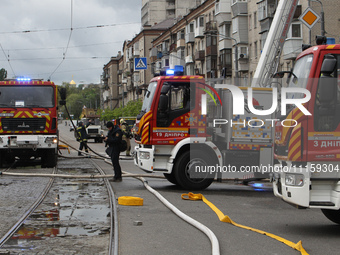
{"left": 134, "top": 69, "right": 275, "bottom": 190}
{"left": 272, "top": 42, "right": 340, "bottom": 224}
{"left": 0, "top": 78, "right": 61, "bottom": 168}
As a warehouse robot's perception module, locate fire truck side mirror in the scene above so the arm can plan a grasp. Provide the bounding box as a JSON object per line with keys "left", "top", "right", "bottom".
{"left": 159, "top": 94, "right": 168, "bottom": 112}
{"left": 319, "top": 55, "right": 337, "bottom": 104}
{"left": 59, "top": 87, "right": 67, "bottom": 105}
{"left": 161, "top": 84, "right": 171, "bottom": 94}
{"left": 318, "top": 78, "right": 336, "bottom": 104}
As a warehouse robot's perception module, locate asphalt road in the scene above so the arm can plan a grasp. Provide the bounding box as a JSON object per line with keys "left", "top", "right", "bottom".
{"left": 60, "top": 122, "right": 340, "bottom": 255}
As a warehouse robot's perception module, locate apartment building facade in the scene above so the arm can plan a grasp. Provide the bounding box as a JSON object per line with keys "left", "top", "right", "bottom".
{"left": 102, "top": 0, "right": 340, "bottom": 110}
{"left": 142, "top": 0, "right": 203, "bottom": 26}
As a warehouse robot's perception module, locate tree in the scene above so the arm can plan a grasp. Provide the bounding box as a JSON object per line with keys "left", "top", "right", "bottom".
{"left": 0, "top": 68, "right": 7, "bottom": 81}
{"left": 101, "top": 99, "right": 143, "bottom": 121}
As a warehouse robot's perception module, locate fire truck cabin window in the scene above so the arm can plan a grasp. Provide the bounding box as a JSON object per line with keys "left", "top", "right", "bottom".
{"left": 0, "top": 86, "right": 54, "bottom": 108}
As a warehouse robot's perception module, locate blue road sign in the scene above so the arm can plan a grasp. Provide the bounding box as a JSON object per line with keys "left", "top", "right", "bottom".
{"left": 134, "top": 57, "right": 147, "bottom": 70}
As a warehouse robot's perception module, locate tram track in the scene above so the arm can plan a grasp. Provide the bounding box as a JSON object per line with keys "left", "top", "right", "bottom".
{"left": 0, "top": 156, "right": 117, "bottom": 255}
{"left": 0, "top": 165, "right": 57, "bottom": 247}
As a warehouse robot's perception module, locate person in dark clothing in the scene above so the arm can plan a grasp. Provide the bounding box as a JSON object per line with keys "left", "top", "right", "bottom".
{"left": 76, "top": 120, "right": 90, "bottom": 156}
{"left": 104, "top": 121, "right": 123, "bottom": 182}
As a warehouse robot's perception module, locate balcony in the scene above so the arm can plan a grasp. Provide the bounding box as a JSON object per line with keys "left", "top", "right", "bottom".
{"left": 195, "top": 50, "right": 205, "bottom": 61}
{"left": 219, "top": 38, "right": 233, "bottom": 50}
{"left": 205, "top": 21, "right": 218, "bottom": 33}
{"left": 206, "top": 46, "right": 217, "bottom": 56}
{"left": 283, "top": 38, "right": 303, "bottom": 60}
{"left": 195, "top": 26, "right": 204, "bottom": 38}
{"left": 185, "top": 55, "right": 194, "bottom": 64}
{"left": 177, "top": 38, "right": 185, "bottom": 48}
{"left": 231, "top": 1, "right": 247, "bottom": 17}
{"left": 185, "top": 32, "right": 195, "bottom": 43}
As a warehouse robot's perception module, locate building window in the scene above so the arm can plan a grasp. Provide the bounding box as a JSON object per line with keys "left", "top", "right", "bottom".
{"left": 254, "top": 41, "right": 258, "bottom": 58}
{"left": 190, "top": 23, "right": 194, "bottom": 33}
{"left": 249, "top": 14, "right": 252, "bottom": 30}
{"left": 220, "top": 49, "right": 232, "bottom": 67}
{"left": 254, "top": 12, "right": 257, "bottom": 28}
{"left": 199, "top": 16, "right": 204, "bottom": 27}
{"left": 291, "top": 23, "right": 301, "bottom": 38}
{"left": 180, "top": 30, "right": 185, "bottom": 39}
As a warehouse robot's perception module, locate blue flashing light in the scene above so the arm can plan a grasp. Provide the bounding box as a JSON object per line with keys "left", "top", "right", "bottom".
{"left": 166, "top": 69, "right": 175, "bottom": 75}
{"left": 252, "top": 183, "right": 264, "bottom": 188}
{"left": 174, "top": 65, "right": 184, "bottom": 73}
{"left": 16, "top": 77, "right": 31, "bottom": 82}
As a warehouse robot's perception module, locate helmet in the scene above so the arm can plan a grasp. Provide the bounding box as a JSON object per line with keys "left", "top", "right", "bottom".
{"left": 120, "top": 118, "right": 125, "bottom": 124}
{"left": 78, "top": 121, "right": 83, "bottom": 127}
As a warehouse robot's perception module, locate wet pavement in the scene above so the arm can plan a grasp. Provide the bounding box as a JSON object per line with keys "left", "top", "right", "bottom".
{"left": 0, "top": 157, "right": 111, "bottom": 255}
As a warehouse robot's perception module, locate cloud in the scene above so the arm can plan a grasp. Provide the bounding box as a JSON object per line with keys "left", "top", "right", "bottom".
{"left": 0, "top": 0, "right": 141, "bottom": 85}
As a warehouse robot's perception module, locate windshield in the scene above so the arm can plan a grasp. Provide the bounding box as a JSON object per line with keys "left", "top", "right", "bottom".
{"left": 141, "top": 81, "right": 157, "bottom": 113}
{"left": 0, "top": 86, "right": 55, "bottom": 108}
{"left": 287, "top": 54, "right": 314, "bottom": 99}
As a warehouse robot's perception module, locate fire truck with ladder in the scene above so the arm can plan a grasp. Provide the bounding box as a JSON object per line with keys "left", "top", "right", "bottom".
{"left": 272, "top": 41, "right": 340, "bottom": 224}
{"left": 133, "top": 0, "right": 301, "bottom": 190}
{"left": 0, "top": 78, "right": 66, "bottom": 168}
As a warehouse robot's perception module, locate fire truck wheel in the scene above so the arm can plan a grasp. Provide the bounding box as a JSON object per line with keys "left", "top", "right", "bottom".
{"left": 0, "top": 153, "right": 2, "bottom": 168}
{"left": 321, "top": 209, "right": 340, "bottom": 224}
{"left": 174, "top": 150, "right": 215, "bottom": 190}
{"left": 163, "top": 172, "right": 178, "bottom": 185}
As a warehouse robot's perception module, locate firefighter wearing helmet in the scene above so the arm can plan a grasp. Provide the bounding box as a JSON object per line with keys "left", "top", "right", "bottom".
{"left": 76, "top": 120, "right": 91, "bottom": 156}
{"left": 120, "top": 118, "right": 132, "bottom": 156}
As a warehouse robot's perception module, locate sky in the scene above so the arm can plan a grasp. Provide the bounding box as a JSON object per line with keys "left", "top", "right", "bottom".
{"left": 0, "top": 0, "right": 142, "bottom": 85}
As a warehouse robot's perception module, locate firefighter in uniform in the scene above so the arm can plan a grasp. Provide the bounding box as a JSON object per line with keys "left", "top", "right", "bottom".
{"left": 76, "top": 120, "right": 90, "bottom": 156}
{"left": 120, "top": 118, "right": 132, "bottom": 156}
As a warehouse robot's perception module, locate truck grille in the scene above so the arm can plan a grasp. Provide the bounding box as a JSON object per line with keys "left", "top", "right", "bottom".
{"left": 1, "top": 118, "right": 46, "bottom": 131}
{"left": 88, "top": 128, "right": 99, "bottom": 134}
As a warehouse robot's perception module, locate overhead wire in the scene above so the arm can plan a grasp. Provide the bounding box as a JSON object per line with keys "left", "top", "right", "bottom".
{"left": 0, "top": 43, "right": 16, "bottom": 77}
{"left": 0, "top": 22, "right": 140, "bottom": 35}
{"left": 48, "top": 0, "right": 74, "bottom": 81}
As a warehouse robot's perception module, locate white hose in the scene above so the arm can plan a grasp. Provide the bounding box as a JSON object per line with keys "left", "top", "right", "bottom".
{"left": 127, "top": 173, "right": 220, "bottom": 255}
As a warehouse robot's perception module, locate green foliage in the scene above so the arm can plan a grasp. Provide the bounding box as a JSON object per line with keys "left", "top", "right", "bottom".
{"left": 101, "top": 99, "right": 142, "bottom": 121}
{"left": 0, "top": 68, "right": 7, "bottom": 81}
{"left": 60, "top": 82, "right": 101, "bottom": 119}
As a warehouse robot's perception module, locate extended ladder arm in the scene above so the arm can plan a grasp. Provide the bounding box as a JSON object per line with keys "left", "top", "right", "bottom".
{"left": 251, "top": 0, "right": 299, "bottom": 87}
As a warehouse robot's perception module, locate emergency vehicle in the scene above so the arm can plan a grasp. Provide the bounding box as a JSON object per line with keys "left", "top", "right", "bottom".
{"left": 272, "top": 42, "right": 340, "bottom": 224}
{"left": 0, "top": 78, "right": 62, "bottom": 168}
{"left": 134, "top": 69, "right": 275, "bottom": 190}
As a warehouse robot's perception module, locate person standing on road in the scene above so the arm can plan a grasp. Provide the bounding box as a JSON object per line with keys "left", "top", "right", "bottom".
{"left": 120, "top": 118, "right": 132, "bottom": 156}
{"left": 76, "top": 120, "right": 91, "bottom": 156}
{"left": 104, "top": 121, "right": 123, "bottom": 182}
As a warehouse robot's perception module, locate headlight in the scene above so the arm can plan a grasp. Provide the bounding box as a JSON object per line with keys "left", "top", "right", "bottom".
{"left": 285, "top": 173, "right": 304, "bottom": 186}
{"left": 45, "top": 137, "right": 58, "bottom": 144}
{"left": 139, "top": 151, "right": 150, "bottom": 160}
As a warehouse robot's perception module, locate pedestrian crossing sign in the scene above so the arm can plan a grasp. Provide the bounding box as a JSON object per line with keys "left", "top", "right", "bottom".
{"left": 134, "top": 57, "right": 147, "bottom": 70}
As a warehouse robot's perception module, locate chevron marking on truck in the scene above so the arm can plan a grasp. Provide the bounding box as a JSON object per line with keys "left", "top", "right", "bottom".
{"left": 141, "top": 122, "right": 150, "bottom": 144}
{"left": 288, "top": 123, "right": 302, "bottom": 161}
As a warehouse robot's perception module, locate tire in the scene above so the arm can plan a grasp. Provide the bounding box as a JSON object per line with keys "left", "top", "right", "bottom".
{"left": 174, "top": 150, "right": 215, "bottom": 190}
{"left": 163, "top": 172, "right": 179, "bottom": 185}
{"left": 321, "top": 209, "right": 340, "bottom": 224}
{"left": 42, "top": 149, "right": 57, "bottom": 168}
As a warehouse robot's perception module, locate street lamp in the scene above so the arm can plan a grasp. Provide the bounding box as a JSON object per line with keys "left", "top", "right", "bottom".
{"left": 309, "top": 0, "right": 325, "bottom": 36}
